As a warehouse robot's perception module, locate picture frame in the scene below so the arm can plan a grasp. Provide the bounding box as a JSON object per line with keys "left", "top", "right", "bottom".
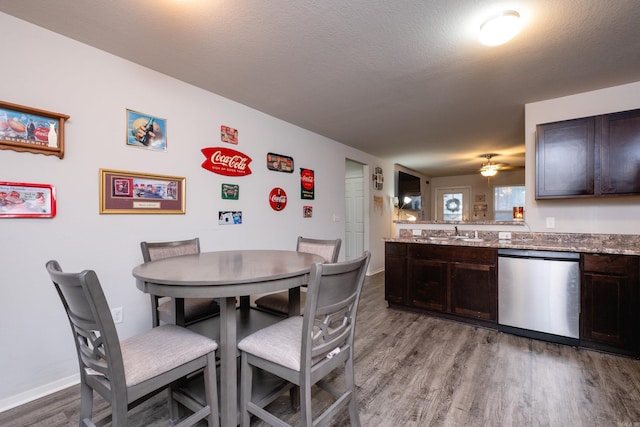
{"left": 126, "top": 109, "right": 167, "bottom": 152}
{"left": 267, "top": 152, "right": 294, "bottom": 173}
{"left": 100, "top": 169, "right": 185, "bottom": 214}
{"left": 0, "top": 181, "right": 56, "bottom": 218}
{"left": 0, "top": 100, "right": 69, "bottom": 159}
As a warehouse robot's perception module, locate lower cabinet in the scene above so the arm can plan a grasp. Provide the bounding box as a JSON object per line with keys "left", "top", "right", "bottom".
{"left": 384, "top": 242, "right": 406, "bottom": 305}
{"left": 581, "top": 253, "right": 639, "bottom": 356}
{"left": 403, "top": 244, "right": 498, "bottom": 325}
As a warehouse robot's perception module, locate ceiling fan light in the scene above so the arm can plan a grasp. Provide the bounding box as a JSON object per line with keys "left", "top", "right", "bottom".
{"left": 479, "top": 10, "right": 522, "bottom": 46}
{"left": 481, "top": 167, "right": 498, "bottom": 177}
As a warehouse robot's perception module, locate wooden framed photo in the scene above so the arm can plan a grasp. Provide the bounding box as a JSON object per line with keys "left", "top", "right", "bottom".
{"left": 0, "top": 181, "right": 56, "bottom": 218}
{"left": 0, "top": 101, "right": 69, "bottom": 159}
{"left": 99, "top": 169, "right": 185, "bottom": 214}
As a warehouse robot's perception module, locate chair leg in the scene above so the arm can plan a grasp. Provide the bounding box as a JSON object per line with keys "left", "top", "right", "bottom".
{"left": 300, "top": 381, "right": 313, "bottom": 427}
{"left": 167, "top": 384, "right": 180, "bottom": 423}
{"left": 205, "top": 352, "right": 220, "bottom": 427}
{"left": 239, "top": 352, "right": 253, "bottom": 427}
{"left": 345, "top": 357, "right": 361, "bottom": 427}
{"left": 78, "top": 381, "right": 93, "bottom": 427}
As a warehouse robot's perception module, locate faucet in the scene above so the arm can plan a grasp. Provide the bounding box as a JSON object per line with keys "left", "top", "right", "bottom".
{"left": 454, "top": 226, "right": 459, "bottom": 236}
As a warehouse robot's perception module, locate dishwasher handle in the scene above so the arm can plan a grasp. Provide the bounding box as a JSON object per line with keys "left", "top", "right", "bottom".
{"left": 498, "top": 248, "right": 580, "bottom": 261}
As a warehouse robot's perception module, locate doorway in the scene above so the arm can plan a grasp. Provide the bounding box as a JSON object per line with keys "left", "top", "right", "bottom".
{"left": 345, "top": 159, "right": 365, "bottom": 261}
{"left": 435, "top": 186, "right": 471, "bottom": 221}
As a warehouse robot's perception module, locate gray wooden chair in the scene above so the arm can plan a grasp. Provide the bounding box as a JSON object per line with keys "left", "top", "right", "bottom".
{"left": 46, "top": 260, "right": 219, "bottom": 427}
{"left": 141, "top": 238, "right": 220, "bottom": 327}
{"left": 254, "top": 236, "right": 341, "bottom": 315}
{"left": 238, "top": 251, "right": 370, "bottom": 427}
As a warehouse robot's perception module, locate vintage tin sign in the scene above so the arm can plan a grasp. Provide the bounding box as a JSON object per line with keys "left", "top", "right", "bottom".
{"left": 201, "top": 147, "right": 252, "bottom": 176}
{"left": 269, "top": 187, "right": 287, "bottom": 211}
{"left": 300, "top": 168, "right": 314, "bottom": 199}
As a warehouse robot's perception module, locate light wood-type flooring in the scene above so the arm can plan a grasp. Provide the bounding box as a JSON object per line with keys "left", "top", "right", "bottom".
{"left": 2, "top": 272, "right": 640, "bottom": 426}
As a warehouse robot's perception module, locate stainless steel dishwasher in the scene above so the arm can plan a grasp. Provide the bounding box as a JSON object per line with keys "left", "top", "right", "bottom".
{"left": 498, "top": 248, "right": 580, "bottom": 346}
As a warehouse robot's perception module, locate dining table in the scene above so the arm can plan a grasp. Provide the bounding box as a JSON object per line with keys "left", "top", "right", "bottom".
{"left": 132, "top": 249, "right": 324, "bottom": 427}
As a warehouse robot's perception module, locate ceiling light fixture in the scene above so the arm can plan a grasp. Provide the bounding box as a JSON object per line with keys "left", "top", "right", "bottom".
{"left": 480, "top": 154, "right": 499, "bottom": 177}
{"left": 479, "top": 10, "right": 522, "bottom": 46}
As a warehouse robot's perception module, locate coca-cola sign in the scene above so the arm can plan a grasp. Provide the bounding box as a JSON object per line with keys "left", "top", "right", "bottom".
{"left": 269, "top": 187, "right": 287, "bottom": 211}
{"left": 300, "top": 168, "right": 314, "bottom": 199}
{"left": 201, "top": 147, "right": 252, "bottom": 176}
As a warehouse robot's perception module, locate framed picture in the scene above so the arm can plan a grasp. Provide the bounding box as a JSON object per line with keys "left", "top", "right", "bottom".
{"left": 0, "top": 100, "right": 69, "bottom": 159}
{"left": 219, "top": 211, "right": 242, "bottom": 225}
{"left": 0, "top": 181, "right": 56, "bottom": 218}
{"left": 100, "top": 169, "right": 185, "bottom": 214}
{"left": 221, "top": 183, "right": 239, "bottom": 200}
{"left": 126, "top": 109, "right": 167, "bottom": 152}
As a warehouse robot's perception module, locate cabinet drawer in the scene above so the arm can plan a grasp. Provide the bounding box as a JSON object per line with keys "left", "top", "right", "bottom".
{"left": 385, "top": 242, "right": 407, "bottom": 256}
{"left": 582, "top": 254, "right": 638, "bottom": 275}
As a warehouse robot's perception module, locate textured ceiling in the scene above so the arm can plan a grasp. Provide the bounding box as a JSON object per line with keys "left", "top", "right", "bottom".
{"left": 1, "top": 0, "right": 639, "bottom": 176}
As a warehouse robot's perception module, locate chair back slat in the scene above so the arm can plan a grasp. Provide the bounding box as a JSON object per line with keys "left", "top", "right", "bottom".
{"left": 302, "top": 252, "right": 370, "bottom": 366}
{"left": 141, "top": 238, "right": 200, "bottom": 262}
{"left": 296, "top": 236, "right": 341, "bottom": 263}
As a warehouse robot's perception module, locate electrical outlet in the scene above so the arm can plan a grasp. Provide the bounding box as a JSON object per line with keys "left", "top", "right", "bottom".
{"left": 546, "top": 217, "right": 556, "bottom": 228}
{"left": 412, "top": 229, "right": 422, "bottom": 236}
{"left": 498, "top": 231, "right": 512, "bottom": 240}
{"left": 111, "top": 307, "right": 123, "bottom": 324}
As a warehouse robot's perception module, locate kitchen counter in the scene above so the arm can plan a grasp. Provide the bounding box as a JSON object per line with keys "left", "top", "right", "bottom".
{"left": 386, "top": 231, "right": 640, "bottom": 256}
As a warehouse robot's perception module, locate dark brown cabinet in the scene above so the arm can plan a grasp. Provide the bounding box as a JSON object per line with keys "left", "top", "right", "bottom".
{"left": 580, "top": 253, "right": 639, "bottom": 356}
{"left": 403, "top": 244, "right": 497, "bottom": 326}
{"left": 384, "top": 242, "right": 407, "bottom": 305}
{"left": 536, "top": 108, "right": 640, "bottom": 199}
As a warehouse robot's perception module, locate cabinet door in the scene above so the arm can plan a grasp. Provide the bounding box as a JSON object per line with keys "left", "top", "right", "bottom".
{"left": 385, "top": 243, "right": 406, "bottom": 304}
{"left": 581, "top": 254, "right": 639, "bottom": 354}
{"left": 407, "top": 257, "right": 447, "bottom": 312}
{"left": 536, "top": 117, "right": 595, "bottom": 198}
{"left": 598, "top": 109, "right": 640, "bottom": 195}
{"left": 449, "top": 262, "right": 497, "bottom": 321}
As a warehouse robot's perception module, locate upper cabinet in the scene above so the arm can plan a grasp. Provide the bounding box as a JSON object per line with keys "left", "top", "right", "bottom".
{"left": 536, "top": 108, "right": 640, "bottom": 199}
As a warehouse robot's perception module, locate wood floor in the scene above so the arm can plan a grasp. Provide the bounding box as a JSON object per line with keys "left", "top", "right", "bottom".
{"left": 3, "top": 272, "right": 640, "bottom": 426}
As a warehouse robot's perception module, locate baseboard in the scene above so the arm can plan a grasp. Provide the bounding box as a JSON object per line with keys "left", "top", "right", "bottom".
{"left": 0, "top": 374, "right": 79, "bottom": 413}
{"left": 367, "top": 267, "right": 384, "bottom": 276}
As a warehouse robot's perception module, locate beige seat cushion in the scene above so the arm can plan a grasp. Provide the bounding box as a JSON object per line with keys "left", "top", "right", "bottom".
{"left": 121, "top": 324, "right": 217, "bottom": 387}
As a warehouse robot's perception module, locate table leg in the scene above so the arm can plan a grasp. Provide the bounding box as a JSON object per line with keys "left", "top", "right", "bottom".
{"left": 220, "top": 296, "right": 237, "bottom": 427}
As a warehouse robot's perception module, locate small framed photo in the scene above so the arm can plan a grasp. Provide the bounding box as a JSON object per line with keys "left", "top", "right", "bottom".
{"left": 219, "top": 211, "right": 242, "bottom": 225}
{"left": 0, "top": 181, "right": 56, "bottom": 218}
{"left": 0, "top": 100, "right": 69, "bottom": 159}
{"left": 126, "top": 109, "right": 167, "bottom": 152}
{"left": 100, "top": 169, "right": 185, "bottom": 214}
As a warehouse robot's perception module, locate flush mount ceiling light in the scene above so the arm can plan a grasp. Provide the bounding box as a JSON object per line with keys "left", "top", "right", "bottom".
{"left": 479, "top": 10, "right": 522, "bottom": 46}
{"left": 480, "top": 153, "right": 499, "bottom": 177}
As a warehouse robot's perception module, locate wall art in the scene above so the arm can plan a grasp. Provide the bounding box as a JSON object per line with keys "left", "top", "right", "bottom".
{"left": 0, "top": 181, "right": 56, "bottom": 218}
{"left": 0, "top": 100, "right": 69, "bottom": 159}
{"left": 300, "top": 168, "right": 314, "bottom": 199}
{"left": 221, "top": 183, "right": 239, "bottom": 200}
{"left": 269, "top": 187, "right": 287, "bottom": 211}
{"left": 201, "top": 147, "right": 253, "bottom": 176}
{"left": 267, "top": 152, "right": 294, "bottom": 173}
{"left": 99, "top": 169, "right": 185, "bottom": 214}
{"left": 126, "top": 109, "right": 167, "bottom": 152}
{"left": 372, "top": 166, "right": 384, "bottom": 190}
{"left": 221, "top": 125, "right": 238, "bottom": 144}
{"left": 303, "top": 205, "right": 313, "bottom": 218}
{"left": 219, "top": 211, "right": 242, "bottom": 225}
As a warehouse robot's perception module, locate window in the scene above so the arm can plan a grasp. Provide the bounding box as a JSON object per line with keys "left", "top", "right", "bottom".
{"left": 494, "top": 185, "right": 525, "bottom": 221}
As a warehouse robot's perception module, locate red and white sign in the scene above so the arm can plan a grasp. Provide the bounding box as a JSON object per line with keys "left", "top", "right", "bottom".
{"left": 269, "top": 187, "right": 287, "bottom": 211}
{"left": 201, "top": 147, "right": 252, "bottom": 176}
{"left": 300, "top": 168, "right": 314, "bottom": 199}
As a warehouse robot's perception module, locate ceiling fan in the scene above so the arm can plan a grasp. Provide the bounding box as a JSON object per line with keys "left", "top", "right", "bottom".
{"left": 478, "top": 153, "right": 519, "bottom": 177}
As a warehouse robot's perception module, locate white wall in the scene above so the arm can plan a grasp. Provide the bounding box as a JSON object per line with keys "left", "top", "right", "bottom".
{"left": 525, "top": 81, "right": 640, "bottom": 233}
{"left": 0, "top": 13, "right": 394, "bottom": 409}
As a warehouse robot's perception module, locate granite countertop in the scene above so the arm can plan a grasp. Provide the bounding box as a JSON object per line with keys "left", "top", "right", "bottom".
{"left": 386, "top": 231, "right": 640, "bottom": 256}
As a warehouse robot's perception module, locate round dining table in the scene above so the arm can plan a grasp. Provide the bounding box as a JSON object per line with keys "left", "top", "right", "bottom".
{"left": 132, "top": 249, "right": 324, "bottom": 427}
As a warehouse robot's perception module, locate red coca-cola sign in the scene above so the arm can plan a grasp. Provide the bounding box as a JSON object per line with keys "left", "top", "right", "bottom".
{"left": 300, "top": 168, "right": 314, "bottom": 190}
{"left": 201, "top": 147, "right": 252, "bottom": 176}
{"left": 269, "top": 187, "right": 287, "bottom": 211}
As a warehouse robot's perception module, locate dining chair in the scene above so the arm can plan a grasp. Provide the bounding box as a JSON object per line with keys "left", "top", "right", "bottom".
{"left": 254, "top": 236, "right": 341, "bottom": 315}
{"left": 238, "top": 251, "right": 370, "bottom": 427}
{"left": 141, "top": 238, "right": 220, "bottom": 327}
{"left": 46, "top": 260, "right": 219, "bottom": 427}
